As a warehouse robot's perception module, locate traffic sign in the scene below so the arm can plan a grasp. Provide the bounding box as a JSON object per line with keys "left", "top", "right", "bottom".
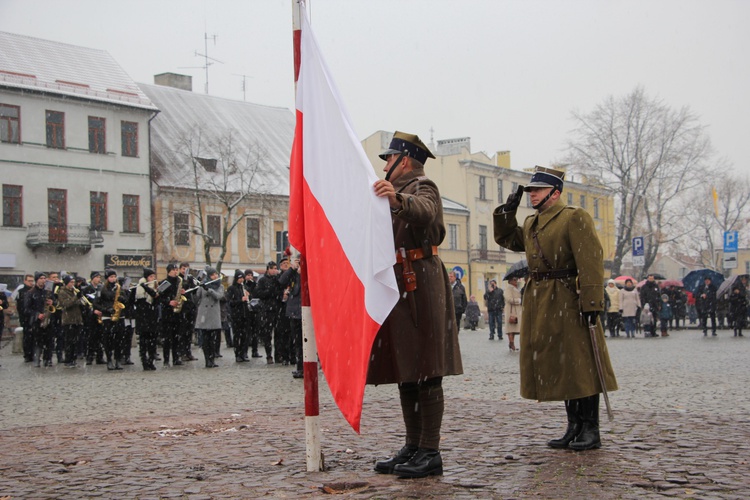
{"left": 724, "top": 231, "right": 738, "bottom": 253}
{"left": 452, "top": 266, "right": 465, "bottom": 280}
{"left": 632, "top": 237, "right": 645, "bottom": 267}
{"left": 723, "top": 252, "right": 738, "bottom": 269}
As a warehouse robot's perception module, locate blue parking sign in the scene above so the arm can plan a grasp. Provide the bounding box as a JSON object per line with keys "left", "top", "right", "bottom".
{"left": 632, "top": 237, "right": 644, "bottom": 256}
{"left": 724, "top": 231, "right": 738, "bottom": 253}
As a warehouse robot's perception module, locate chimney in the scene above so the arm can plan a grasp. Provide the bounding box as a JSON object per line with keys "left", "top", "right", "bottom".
{"left": 154, "top": 72, "right": 192, "bottom": 91}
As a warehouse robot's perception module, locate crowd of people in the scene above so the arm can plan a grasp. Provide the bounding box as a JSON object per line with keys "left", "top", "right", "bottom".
{"left": 8, "top": 256, "right": 304, "bottom": 378}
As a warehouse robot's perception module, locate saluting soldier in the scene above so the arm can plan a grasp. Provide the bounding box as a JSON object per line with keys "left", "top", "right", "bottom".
{"left": 370, "top": 131, "right": 463, "bottom": 479}
{"left": 493, "top": 166, "right": 618, "bottom": 451}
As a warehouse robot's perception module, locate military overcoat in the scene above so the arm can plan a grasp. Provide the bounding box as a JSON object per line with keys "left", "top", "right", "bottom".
{"left": 367, "top": 167, "right": 463, "bottom": 385}
{"left": 493, "top": 198, "right": 618, "bottom": 402}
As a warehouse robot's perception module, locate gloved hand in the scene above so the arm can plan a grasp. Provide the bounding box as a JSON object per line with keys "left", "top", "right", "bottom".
{"left": 140, "top": 283, "right": 148, "bottom": 289}
{"left": 504, "top": 185, "right": 525, "bottom": 212}
{"left": 201, "top": 283, "right": 208, "bottom": 290}
{"left": 584, "top": 312, "right": 598, "bottom": 327}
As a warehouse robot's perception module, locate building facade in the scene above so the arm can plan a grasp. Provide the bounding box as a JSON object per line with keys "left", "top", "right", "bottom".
{"left": 0, "top": 32, "right": 158, "bottom": 287}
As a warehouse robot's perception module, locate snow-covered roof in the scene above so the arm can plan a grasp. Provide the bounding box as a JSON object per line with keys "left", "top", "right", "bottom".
{"left": 0, "top": 31, "right": 156, "bottom": 111}
{"left": 442, "top": 197, "right": 469, "bottom": 213}
{"left": 140, "top": 83, "right": 294, "bottom": 197}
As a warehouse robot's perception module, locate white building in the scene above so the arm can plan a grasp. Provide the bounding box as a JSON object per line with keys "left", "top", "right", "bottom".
{"left": 0, "top": 32, "right": 158, "bottom": 287}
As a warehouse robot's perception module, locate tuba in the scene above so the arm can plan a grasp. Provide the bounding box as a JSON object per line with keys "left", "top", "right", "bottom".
{"left": 111, "top": 283, "right": 125, "bottom": 321}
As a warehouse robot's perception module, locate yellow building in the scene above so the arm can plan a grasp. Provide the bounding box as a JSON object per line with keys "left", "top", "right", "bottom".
{"left": 362, "top": 131, "right": 617, "bottom": 303}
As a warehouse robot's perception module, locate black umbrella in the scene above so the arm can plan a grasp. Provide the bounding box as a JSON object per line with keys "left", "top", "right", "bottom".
{"left": 682, "top": 268, "right": 725, "bottom": 295}
{"left": 503, "top": 259, "right": 528, "bottom": 281}
{"left": 642, "top": 272, "right": 667, "bottom": 280}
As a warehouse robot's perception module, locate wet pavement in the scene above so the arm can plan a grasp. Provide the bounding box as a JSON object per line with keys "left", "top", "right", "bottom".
{"left": 0, "top": 325, "right": 749, "bottom": 499}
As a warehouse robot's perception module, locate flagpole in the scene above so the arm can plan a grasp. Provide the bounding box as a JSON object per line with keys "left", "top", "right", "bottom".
{"left": 293, "top": 0, "right": 322, "bottom": 473}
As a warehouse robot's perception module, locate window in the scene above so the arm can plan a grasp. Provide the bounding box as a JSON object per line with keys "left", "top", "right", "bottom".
{"left": 88, "top": 116, "right": 106, "bottom": 154}
{"left": 48, "top": 188, "right": 67, "bottom": 243}
{"left": 90, "top": 191, "right": 107, "bottom": 231}
{"left": 122, "top": 194, "right": 139, "bottom": 233}
{"left": 567, "top": 193, "right": 573, "bottom": 205}
{"left": 580, "top": 194, "right": 586, "bottom": 209}
{"left": 246, "top": 218, "right": 260, "bottom": 248}
{"left": 0, "top": 104, "right": 20, "bottom": 143}
{"left": 478, "top": 176, "right": 487, "bottom": 200}
{"left": 174, "top": 213, "right": 189, "bottom": 245}
{"left": 45, "top": 110, "right": 65, "bottom": 149}
{"left": 448, "top": 224, "right": 458, "bottom": 250}
{"left": 593, "top": 198, "right": 600, "bottom": 219}
{"left": 121, "top": 121, "right": 138, "bottom": 157}
{"left": 479, "top": 225, "right": 488, "bottom": 251}
{"left": 196, "top": 157, "right": 217, "bottom": 172}
{"left": 2, "top": 184, "right": 22, "bottom": 227}
{"left": 206, "top": 214, "right": 221, "bottom": 245}
{"left": 497, "top": 179, "right": 503, "bottom": 203}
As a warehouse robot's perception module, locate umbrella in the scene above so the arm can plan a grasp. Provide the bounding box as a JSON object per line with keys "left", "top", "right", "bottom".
{"left": 503, "top": 259, "right": 528, "bottom": 280}
{"left": 642, "top": 272, "right": 666, "bottom": 280}
{"left": 659, "top": 279, "right": 684, "bottom": 289}
{"left": 636, "top": 279, "right": 647, "bottom": 289}
{"left": 716, "top": 274, "right": 749, "bottom": 299}
{"left": 682, "top": 269, "right": 725, "bottom": 295}
{"left": 613, "top": 275, "right": 636, "bottom": 284}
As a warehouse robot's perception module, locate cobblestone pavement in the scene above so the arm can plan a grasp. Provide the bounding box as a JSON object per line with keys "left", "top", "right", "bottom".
{"left": 0, "top": 326, "right": 749, "bottom": 499}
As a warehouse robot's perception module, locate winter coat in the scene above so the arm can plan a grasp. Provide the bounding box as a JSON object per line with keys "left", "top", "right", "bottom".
{"left": 606, "top": 285, "right": 621, "bottom": 312}
{"left": 640, "top": 307, "right": 654, "bottom": 326}
{"left": 484, "top": 286, "right": 504, "bottom": 312}
{"left": 194, "top": 283, "right": 225, "bottom": 330}
{"left": 134, "top": 278, "right": 159, "bottom": 332}
{"left": 279, "top": 267, "right": 301, "bottom": 320}
{"left": 493, "top": 197, "right": 618, "bottom": 402}
{"left": 367, "top": 167, "right": 463, "bottom": 385}
{"left": 254, "top": 273, "right": 284, "bottom": 314}
{"left": 465, "top": 300, "right": 480, "bottom": 323}
{"left": 451, "top": 280, "right": 467, "bottom": 315}
{"left": 619, "top": 287, "right": 641, "bottom": 317}
{"left": 729, "top": 287, "right": 748, "bottom": 323}
{"left": 658, "top": 302, "right": 673, "bottom": 320}
{"left": 696, "top": 283, "right": 718, "bottom": 313}
{"left": 639, "top": 281, "right": 661, "bottom": 312}
{"left": 57, "top": 285, "right": 82, "bottom": 326}
{"left": 504, "top": 282, "right": 522, "bottom": 334}
{"left": 226, "top": 282, "right": 251, "bottom": 326}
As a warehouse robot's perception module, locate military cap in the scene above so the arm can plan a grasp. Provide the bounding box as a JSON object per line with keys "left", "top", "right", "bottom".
{"left": 524, "top": 166, "right": 565, "bottom": 193}
{"left": 378, "top": 131, "right": 436, "bottom": 165}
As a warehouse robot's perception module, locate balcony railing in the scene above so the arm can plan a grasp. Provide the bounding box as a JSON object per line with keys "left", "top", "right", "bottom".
{"left": 26, "top": 222, "right": 104, "bottom": 251}
{"left": 470, "top": 249, "right": 506, "bottom": 263}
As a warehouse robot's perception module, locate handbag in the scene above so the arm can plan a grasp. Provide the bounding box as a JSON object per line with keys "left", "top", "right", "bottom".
{"left": 508, "top": 315, "right": 518, "bottom": 324}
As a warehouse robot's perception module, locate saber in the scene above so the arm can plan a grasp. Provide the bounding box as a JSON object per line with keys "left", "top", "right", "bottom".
{"left": 588, "top": 317, "right": 614, "bottom": 421}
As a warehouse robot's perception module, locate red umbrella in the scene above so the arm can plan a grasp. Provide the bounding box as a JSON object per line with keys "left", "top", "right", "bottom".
{"left": 613, "top": 275, "right": 636, "bottom": 283}
{"left": 659, "top": 279, "right": 684, "bottom": 289}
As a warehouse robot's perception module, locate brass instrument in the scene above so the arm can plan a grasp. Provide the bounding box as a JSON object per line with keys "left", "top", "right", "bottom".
{"left": 173, "top": 276, "right": 187, "bottom": 313}
{"left": 129, "top": 279, "right": 158, "bottom": 290}
{"left": 111, "top": 283, "right": 125, "bottom": 321}
{"left": 40, "top": 291, "right": 55, "bottom": 329}
{"left": 74, "top": 287, "right": 94, "bottom": 308}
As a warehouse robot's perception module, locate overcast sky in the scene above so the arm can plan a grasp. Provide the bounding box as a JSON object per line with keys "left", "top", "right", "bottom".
{"left": 2, "top": 0, "right": 748, "bottom": 175}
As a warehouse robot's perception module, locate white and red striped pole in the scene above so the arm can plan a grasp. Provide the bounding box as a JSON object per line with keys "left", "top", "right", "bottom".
{"left": 292, "top": 0, "right": 322, "bottom": 472}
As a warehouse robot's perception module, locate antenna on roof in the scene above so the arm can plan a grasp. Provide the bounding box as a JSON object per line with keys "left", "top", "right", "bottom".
{"left": 194, "top": 32, "right": 223, "bottom": 94}
{"left": 233, "top": 73, "right": 254, "bottom": 101}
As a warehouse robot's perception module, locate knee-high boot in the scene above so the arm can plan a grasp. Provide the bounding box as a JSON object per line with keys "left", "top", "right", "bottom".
{"left": 569, "top": 394, "right": 601, "bottom": 451}
{"left": 547, "top": 398, "right": 582, "bottom": 448}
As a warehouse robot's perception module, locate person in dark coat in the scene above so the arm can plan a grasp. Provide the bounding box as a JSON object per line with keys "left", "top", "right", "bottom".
{"left": 449, "top": 271, "right": 467, "bottom": 330}
{"left": 254, "top": 262, "right": 284, "bottom": 364}
{"left": 696, "top": 277, "right": 718, "bottom": 336}
{"left": 158, "top": 264, "right": 184, "bottom": 366}
{"left": 227, "top": 270, "right": 251, "bottom": 362}
{"left": 56, "top": 275, "right": 83, "bottom": 367}
{"left": 465, "top": 295, "right": 481, "bottom": 330}
{"left": 639, "top": 274, "right": 661, "bottom": 337}
{"left": 370, "top": 131, "right": 463, "bottom": 479}
{"left": 24, "top": 272, "right": 53, "bottom": 367}
{"left": 14, "top": 274, "right": 35, "bottom": 362}
{"left": 278, "top": 254, "right": 303, "bottom": 379}
{"left": 244, "top": 269, "right": 261, "bottom": 358}
{"left": 728, "top": 282, "right": 747, "bottom": 337}
{"left": 483, "top": 279, "right": 504, "bottom": 340}
{"left": 493, "top": 166, "right": 617, "bottom": 452}
{"left": 135, "top": 267, "right": 159, "bottom": 370}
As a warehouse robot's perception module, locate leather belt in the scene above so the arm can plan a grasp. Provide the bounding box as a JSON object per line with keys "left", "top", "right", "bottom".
{"left": 529, "top": 269, "right": 578, "bottom": 281}
{"left": 396, "top": 246, "right": 439, "bottom": 264}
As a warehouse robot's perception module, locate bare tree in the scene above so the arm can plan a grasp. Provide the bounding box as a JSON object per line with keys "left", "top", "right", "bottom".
{"left": 566, "top": 86, "right": 716, "bottom": 275}
{"left": 163, "top": 126, "right": 274, "bottom": 274}
{"left": 676, "top": 168, "right": 750, "bottom": 269}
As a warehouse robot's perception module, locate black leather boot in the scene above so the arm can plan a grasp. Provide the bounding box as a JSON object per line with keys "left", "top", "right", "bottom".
{"left": 547, "top": 399, "right": 582, "bottom": 448}
{"left": 374, "top": 444, "right": 418, "bottom": 474}
{"left": 569, "top": 394, "right": 601, "bottom": 451}
{"left": 393, "top": 448, "right": 443, "bottom": 478}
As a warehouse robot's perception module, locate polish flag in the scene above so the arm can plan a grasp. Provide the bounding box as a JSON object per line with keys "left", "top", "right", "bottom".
{"left": 289, "top": 6, "right": 399, "bottom": 432}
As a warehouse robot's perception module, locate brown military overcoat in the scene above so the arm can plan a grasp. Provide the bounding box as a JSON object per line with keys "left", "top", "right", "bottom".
{"left": 367, "top": 167, "right": 463, "bottom": 385}
{"left": 493, "top": 198, "right": 618, "bottom": 401}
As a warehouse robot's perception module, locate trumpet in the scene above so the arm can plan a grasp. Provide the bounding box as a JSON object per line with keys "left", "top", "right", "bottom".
{"left": 74, "top": 287, "right": 93, "bottom": 308}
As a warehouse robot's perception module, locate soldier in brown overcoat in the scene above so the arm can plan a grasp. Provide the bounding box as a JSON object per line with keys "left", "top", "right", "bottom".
{"left": 370, "top": 131, "right": 463, "bottom": 478}
{"left": 493, "top": 166, "right": 618, "bottom": 451}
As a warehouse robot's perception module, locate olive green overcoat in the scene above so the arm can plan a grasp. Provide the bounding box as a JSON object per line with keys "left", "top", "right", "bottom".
{"left": 367, "top": 167, "right": 463, "bottom": 385}
{"left": 493, "top": 199, "right": 618, "bottom": 401}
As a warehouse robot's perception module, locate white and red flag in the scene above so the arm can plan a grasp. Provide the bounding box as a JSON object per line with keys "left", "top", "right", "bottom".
{"left": 289, "top": 6, "right": 399, "bottom": 432}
